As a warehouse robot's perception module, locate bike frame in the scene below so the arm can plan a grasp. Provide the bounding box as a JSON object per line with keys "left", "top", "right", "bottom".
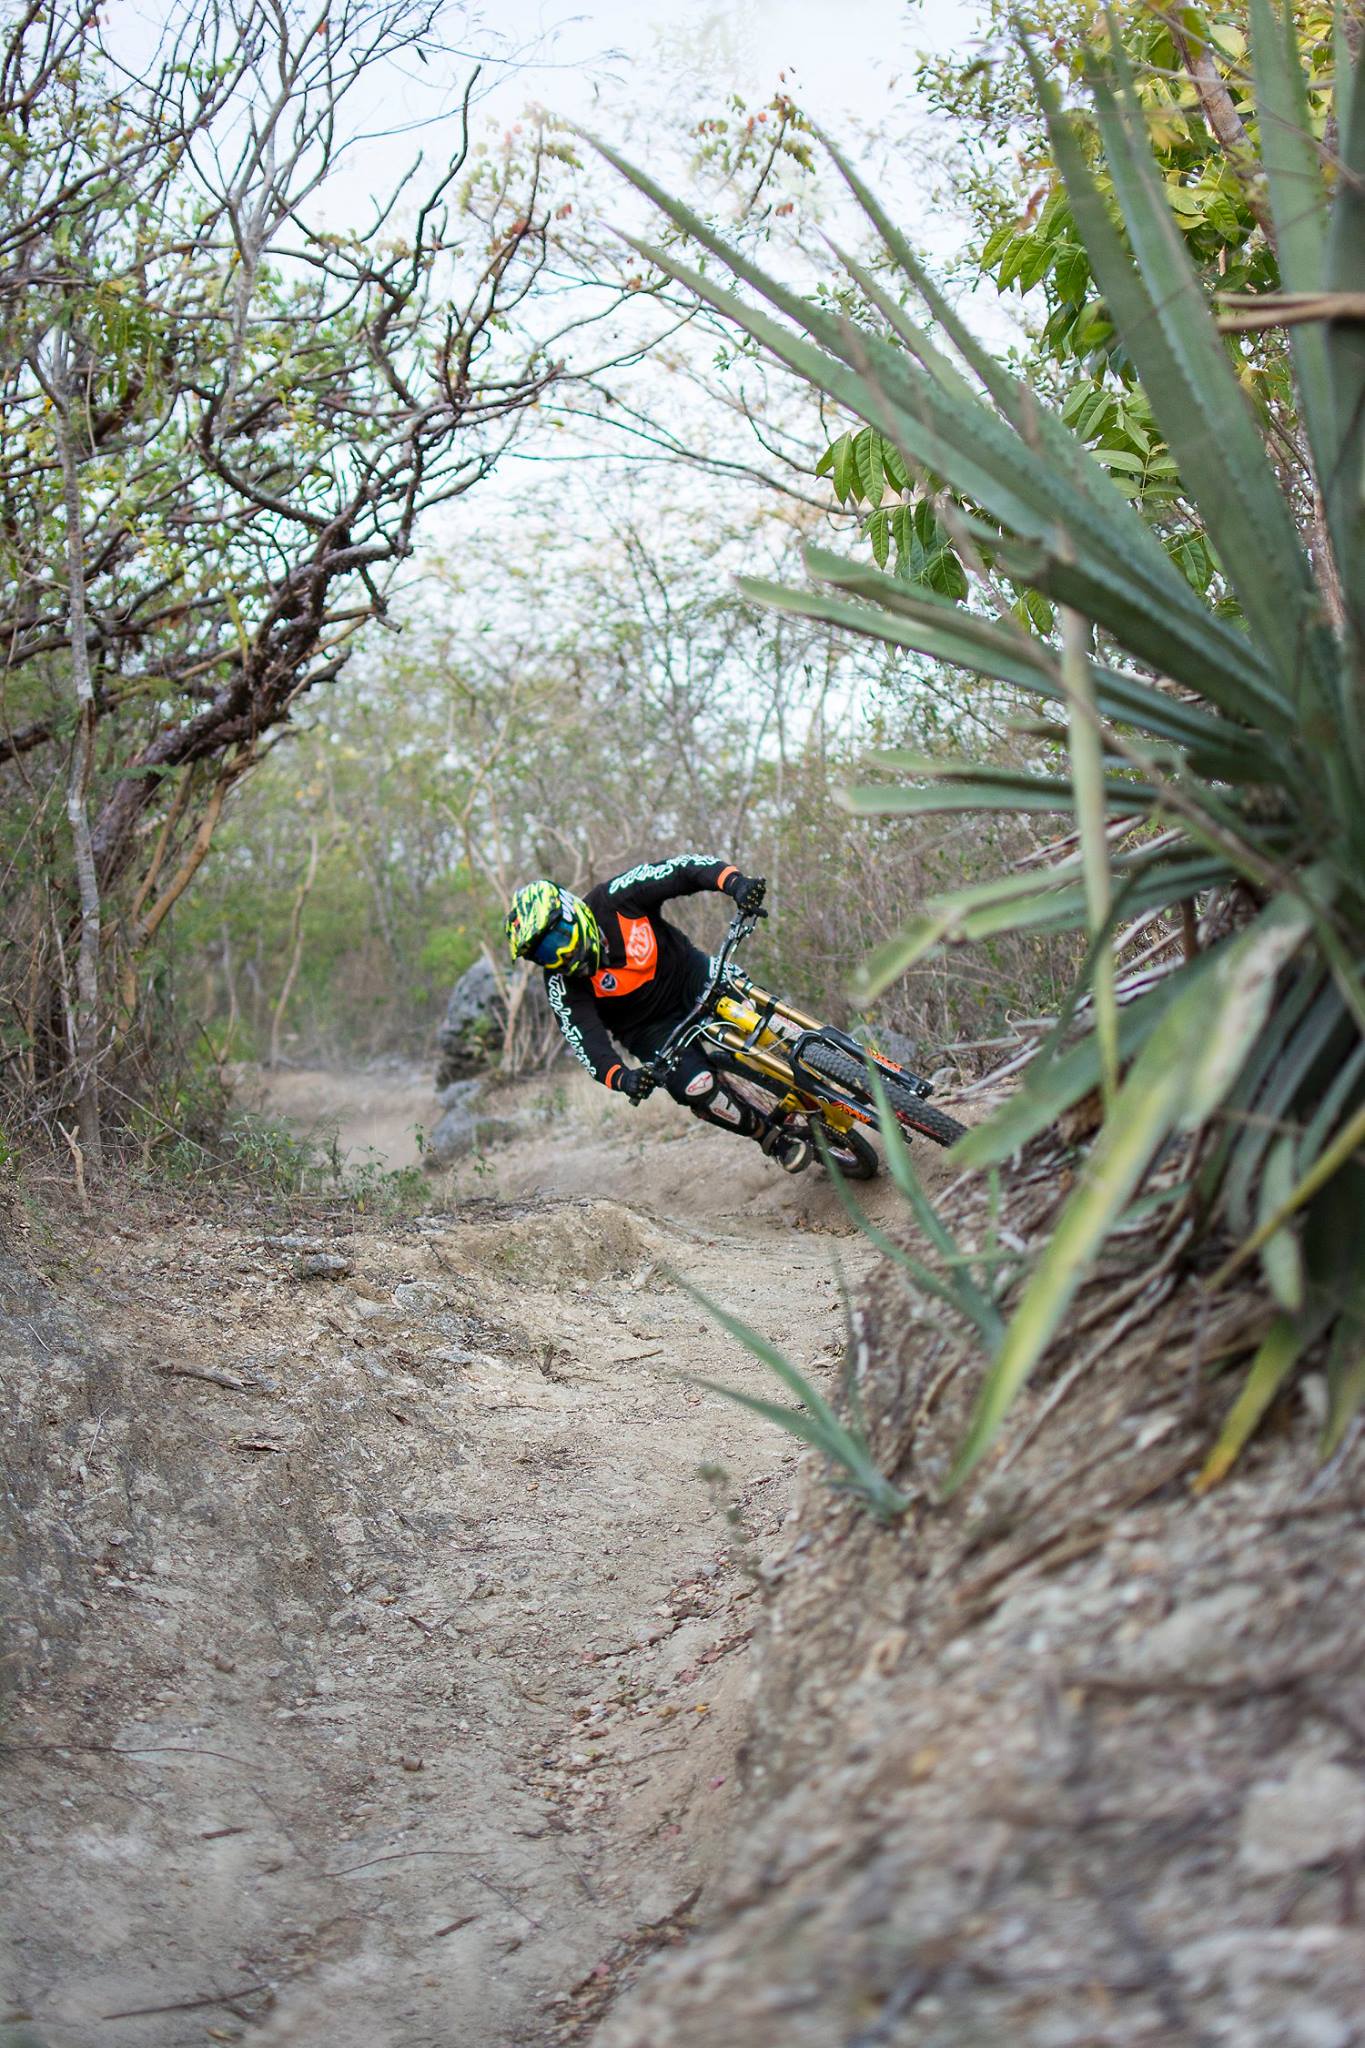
{"left": 641, "top": 912, "right": 925, "bottom": 1135}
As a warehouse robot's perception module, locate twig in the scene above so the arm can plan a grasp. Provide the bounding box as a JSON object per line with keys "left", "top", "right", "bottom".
{"left": 951, "top": 1444, "right": 1201, "bottom": 1619}
{"left": 1215, "top": 289, "right": 1365, "bottom": 332}
{"left": 997, "top": 1260, "right": 1186, "bottom": 1473}
{"left": 101, "top": 1983, "right": 270, "bottom": 2022}
{"left": 562, "top": 1743, "right": 688, "bottom": 1773}
{"left": 1298, "top": 1414, "right": 1365, "bottom": 1501}
{"left": 154, "top": 1362, "right": 255, "bottom": 1393}
{"left": 320, "top": 1848, "right": 540, "bottom": 1927}
{"left": 1250, "top": 1493, "right": 1365, "bottom": 1525}
{"left": 913, "top": 1346, "right": 969, "bottom": 1429}
{"left": 468, "top": 1867, "right": 542, "bottom": 1927}
{"left": 71, "top": 1409, "right": 107, "bottom": 1484}
{"left": 59, "top": 1120, "right": 89, "bottom": 1215}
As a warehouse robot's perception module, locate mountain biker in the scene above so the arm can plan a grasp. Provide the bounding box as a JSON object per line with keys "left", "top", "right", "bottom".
{"left": 504, "top": 856, "right": 811, "bottom": 1172}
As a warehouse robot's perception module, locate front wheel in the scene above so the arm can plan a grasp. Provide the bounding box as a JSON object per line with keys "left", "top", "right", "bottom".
{"left": 802, "top": 1042, "right": 968, "bottom": 1149}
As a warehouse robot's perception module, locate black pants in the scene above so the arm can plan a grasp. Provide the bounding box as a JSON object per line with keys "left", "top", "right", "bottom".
{"left": 616, "top": 945, "right": 766, "bottom": 1138}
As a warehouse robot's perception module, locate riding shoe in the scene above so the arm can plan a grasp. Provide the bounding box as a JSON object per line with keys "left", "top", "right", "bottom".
{"left": 760, "top": 1120, "right": 813, "bottom": 1174}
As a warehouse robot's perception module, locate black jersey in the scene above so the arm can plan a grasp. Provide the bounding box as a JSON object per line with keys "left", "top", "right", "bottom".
{"left": 544, "top": 854, "right": 737, "bottom": 1088}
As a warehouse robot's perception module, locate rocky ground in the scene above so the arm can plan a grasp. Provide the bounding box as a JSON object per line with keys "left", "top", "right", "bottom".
{"left": 3, "top": 1070, "right": 1363, "bottom": 2047}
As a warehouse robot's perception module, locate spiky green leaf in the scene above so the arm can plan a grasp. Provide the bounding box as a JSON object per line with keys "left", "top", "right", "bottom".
{"left": 1324, "top": 18, "right": 1365, "bottom": 641}
{"left": 1257, "top": 1133, "right": 1306, "bottom": 1311}
{"left": 1249, "top": 0, "right": 1335, "bottom": 488}
{"left": 942, "top": 896, "right": 1313, "bottom": 1491}
{"left": 1027, "top": 38, "right": 1317, "bottom": 702}
{"left": 1195, "top": 1315, "right": 1307, "bottom": 1491}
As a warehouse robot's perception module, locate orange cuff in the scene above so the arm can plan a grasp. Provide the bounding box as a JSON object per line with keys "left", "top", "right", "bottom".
{"left": 604, "top": 1063, "right": 622, "bottom": 1091}
{"left": 716, "top": 865, "right": 737, "bottom": 889}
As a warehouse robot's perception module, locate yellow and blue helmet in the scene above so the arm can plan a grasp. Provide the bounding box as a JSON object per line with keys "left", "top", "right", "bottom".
{"left": 505, "top": 880, "right": 601, "bottom": 974}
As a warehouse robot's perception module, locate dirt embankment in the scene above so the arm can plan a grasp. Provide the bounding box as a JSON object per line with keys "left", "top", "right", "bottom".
{"left": 0, "top": 1076, "right": 934, "bottom": 2047}
{"left": 593, "top": 1190, "right": 1365, "bottom": 2048}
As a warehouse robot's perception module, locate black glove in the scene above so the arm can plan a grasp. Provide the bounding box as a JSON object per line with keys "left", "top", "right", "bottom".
{"left": 616, "top": 1067, "right": 656, "bottom": 1105}
{"left": 724, "top": 871, "right": 766, "bottom": 915}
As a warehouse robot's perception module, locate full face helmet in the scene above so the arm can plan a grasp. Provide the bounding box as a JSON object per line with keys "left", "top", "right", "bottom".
{"left": 505, "top": 880, "right": 602, "bottom": 975}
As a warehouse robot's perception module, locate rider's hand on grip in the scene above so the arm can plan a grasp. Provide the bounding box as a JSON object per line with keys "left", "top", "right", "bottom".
{"left": 726, "top": 871, "right": 767, "bottom": 916}
{"left": 618, "top": 1067, "right": 655, "bottom": 1106}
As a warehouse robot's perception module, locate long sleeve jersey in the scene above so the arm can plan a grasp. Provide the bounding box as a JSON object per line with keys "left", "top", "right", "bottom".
{"left": 545, "top": 854, "right": 739, "bottom": 1088}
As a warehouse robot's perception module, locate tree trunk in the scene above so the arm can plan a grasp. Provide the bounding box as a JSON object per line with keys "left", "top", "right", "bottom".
{"left": 51, "top": 353, "right": 104, "bottom": 1171}
{"left": 222, "top": 927, "right": 240, "bottom": 1049}
{"left": 269, "top": 826, "right": 321, "bottom": 1069}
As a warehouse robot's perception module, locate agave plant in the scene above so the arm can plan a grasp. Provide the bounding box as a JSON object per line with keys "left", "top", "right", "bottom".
{"left": 593, "top": 2, "right": 1365, "bottom": 1489}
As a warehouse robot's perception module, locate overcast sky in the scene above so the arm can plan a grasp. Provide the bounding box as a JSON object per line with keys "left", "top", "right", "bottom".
{"left": 277, "top": 0, "right": 991, "bottom": 213}
{"left": 478, "top": 0, "right": 982, "bottom": 123}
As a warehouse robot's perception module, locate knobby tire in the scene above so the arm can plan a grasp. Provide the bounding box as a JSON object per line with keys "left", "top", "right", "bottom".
{"left": 802, "top": 1043, "right": 967, "bottom": 1148}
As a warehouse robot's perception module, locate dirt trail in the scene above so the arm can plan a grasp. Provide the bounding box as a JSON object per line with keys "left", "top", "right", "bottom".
{"left": 236, "top": 1063, "right": 437, "bottom": 1174}
{"left": 2, "top": 1075, "right": 954, "bottom": 2046}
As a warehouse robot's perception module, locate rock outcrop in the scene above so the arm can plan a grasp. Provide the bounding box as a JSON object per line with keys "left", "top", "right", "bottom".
{"left": 435, "top": 955, "right": 506, "bottom": 1085}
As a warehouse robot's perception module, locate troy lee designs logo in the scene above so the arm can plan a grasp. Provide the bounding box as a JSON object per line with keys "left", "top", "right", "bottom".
{"left": 624, "top": 920, "right": 653, "bottom": 966}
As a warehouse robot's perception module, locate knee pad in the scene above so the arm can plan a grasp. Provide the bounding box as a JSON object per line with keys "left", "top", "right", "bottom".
{"left": 684, "top": 1069, "right": 743, "bottom": 1128}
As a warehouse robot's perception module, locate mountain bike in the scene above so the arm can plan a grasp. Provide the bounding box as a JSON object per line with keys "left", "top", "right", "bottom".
{"left": 635, "top": 909, "right": 967, "bottom": 1179}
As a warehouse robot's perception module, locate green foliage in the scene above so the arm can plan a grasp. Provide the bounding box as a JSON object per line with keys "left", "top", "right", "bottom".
{"left": 120, "top": 1056, "right": 435, "bottom": 1212}
{"left": 834, "top": 7, "right": 1338, "bottom": 611}
{"left": 169, "top": 646, "right": 508, "bottom": 1057}
{"left": 597, "top": 3, "right": 1365, "bottom": 1488}
{"left": 815, "top": 1082, "right": 1011, "bottom": 1351}
{"left": 817, "top": 430, "right": 968, "bottom": 594}
{"left": 418, "top": 927, "right": 482, "bottom": 992}
{"left": 679, "top": 1275, "right": 909, "bottom": 1522}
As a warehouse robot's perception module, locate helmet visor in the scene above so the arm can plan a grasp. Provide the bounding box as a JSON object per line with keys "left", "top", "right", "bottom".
{"left": 530, "top": 913, "right": 586, "bottom": 970}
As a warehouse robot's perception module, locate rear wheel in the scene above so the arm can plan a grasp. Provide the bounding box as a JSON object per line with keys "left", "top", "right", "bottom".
{"left": 802, "top": 1043, "right": 967, "bottom": 1148}
{"left": 814, "top": 1119, "right": 878, "bottom": 1180}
